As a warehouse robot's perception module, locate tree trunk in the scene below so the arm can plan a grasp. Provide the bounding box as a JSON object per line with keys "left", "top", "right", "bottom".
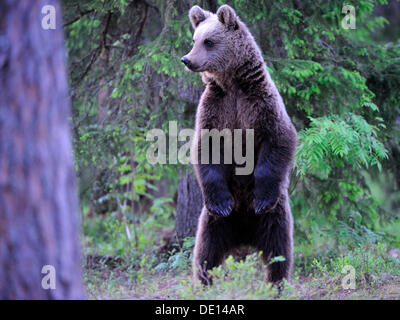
{"left": 175, "top": 171, "right": 203, "bottom": 243}
{"left": 0, "top": 0, "right": 85, "bottom": 299}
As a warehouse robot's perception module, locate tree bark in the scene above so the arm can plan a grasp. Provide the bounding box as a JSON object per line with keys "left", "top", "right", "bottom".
{"left": 0, "top": 0, "right": 85, "bottom": 299}
{"left": 175, "top": 171, "right": 203, "bottom": 243}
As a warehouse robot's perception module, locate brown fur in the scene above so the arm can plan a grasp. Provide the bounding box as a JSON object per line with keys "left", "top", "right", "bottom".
{"left": 183, "top": 5, "right": 297, "bottom": 285}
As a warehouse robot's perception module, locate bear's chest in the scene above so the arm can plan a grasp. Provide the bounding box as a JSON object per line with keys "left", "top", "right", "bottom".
{"left": 206, "top": 92, "right": 253, "bottom": 131}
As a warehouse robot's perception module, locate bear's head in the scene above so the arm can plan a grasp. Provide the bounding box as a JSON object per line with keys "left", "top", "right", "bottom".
{"left": 181, "top": 5, "right": 245, "bottom": 75}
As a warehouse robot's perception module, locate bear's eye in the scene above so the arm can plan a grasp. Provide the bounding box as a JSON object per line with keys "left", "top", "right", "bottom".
{"left": 204, "top": 39, "right": 213, "bottom": 48}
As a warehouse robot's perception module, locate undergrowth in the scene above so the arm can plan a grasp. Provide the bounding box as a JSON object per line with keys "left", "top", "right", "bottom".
{"left": 83, "top": 213, "right": 400, "bottom": 300}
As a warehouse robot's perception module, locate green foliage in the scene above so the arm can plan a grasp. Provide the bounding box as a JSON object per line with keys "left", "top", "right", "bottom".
{"left": 332, "top": 243, "right": 400, "bottom": 282}
{"left": 155, "top": 237, "right": 195, "bottom": 273}
{"left": 297, "top": 114, "right": 387, "bottom": 179}
{"left": 311, "top": 242, "right": 400, "bottom": 288}
{"left": 177, "top": 253, "right": 282, "bottom": 299}
{"left": 83, "top": 237, "right": 400, "bottom": 299}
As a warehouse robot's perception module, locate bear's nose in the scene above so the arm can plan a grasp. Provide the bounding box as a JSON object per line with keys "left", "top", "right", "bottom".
{"left": 181, "top": 56, "right": 191, "bottom": 67}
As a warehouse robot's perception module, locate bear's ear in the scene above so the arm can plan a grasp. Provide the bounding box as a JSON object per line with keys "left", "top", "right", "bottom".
{"left": 217, "top": 5, "right": 239, "bottom": 30}
{"left": 189, "top": 6, "right": 211, "bottom": 29}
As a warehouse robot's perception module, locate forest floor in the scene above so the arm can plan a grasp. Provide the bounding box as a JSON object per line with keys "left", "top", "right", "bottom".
{"left": 82, "top": 216, "right": 400, "bottom": 300}
{"left": 83, "top": 266, "right": 400, "bottom": 300}
{"left": 83, "top": 247, "right": 400, "bottom": 300}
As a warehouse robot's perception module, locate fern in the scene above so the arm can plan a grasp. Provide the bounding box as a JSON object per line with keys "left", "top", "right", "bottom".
{"left": 296, "top": 113, "right": 388, "bottom": 179}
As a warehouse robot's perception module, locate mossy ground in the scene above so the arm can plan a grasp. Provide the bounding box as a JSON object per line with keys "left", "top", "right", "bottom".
{"left": 82, "top": 215, "right": 400, "bottom": 300}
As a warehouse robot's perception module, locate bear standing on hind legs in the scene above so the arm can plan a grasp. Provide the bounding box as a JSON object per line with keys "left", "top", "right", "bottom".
{"left": 182, "top": 4, "right": 297, "bottom": 285}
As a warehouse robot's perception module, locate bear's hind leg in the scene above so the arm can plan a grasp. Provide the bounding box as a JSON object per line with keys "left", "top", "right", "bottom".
{"left": 193, "top": 207, "right": 233, "bottom": 285}
{"left": 255, "top": 199, "right": 293, "bottom": 284}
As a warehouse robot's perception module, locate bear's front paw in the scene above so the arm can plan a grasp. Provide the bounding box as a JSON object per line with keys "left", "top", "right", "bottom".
{"left": 205, "top": 192, "right": 233, "bottom": 217}
{"left": 253, "top": 194, "right": 279, "bottom": 215}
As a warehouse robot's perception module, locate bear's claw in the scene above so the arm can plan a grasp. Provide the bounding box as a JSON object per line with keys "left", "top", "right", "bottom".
{"left": 206, "top": 199, "right": 233, "bottom": 217}
{"left": 254, "top": 197, "right": 278, "bottom": 214}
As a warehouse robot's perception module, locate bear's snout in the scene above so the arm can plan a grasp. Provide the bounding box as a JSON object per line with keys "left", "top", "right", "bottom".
{"left": 181, "top": 56, "right": 192, "bottom": 68}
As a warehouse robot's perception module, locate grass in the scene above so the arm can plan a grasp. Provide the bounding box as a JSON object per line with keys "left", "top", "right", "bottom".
{"left": 82, "top": 214, "right": 400, "bottom": 300}
{"left": 83, "top": 252, "right": 400, "bottom": 300}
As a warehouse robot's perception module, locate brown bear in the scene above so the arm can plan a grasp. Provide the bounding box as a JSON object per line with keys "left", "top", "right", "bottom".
{"left": 182, "top": 4, "right": 297, "bottom": 285}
